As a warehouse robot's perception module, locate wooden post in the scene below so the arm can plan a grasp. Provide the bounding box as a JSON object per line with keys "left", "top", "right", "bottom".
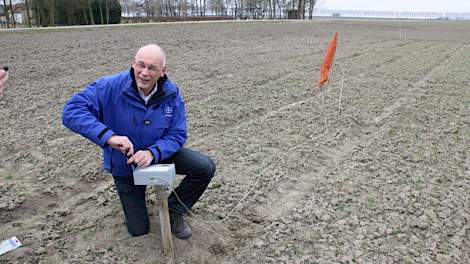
{"left": 155, "top": 185, "right": 175, "bottom": 260}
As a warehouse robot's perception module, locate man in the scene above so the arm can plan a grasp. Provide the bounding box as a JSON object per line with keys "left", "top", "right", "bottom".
{"left": 62, "top": 44, "right": 215, "bottom": 239}
{"left": 0, "top": 68, "right": 8, "bottom": 93}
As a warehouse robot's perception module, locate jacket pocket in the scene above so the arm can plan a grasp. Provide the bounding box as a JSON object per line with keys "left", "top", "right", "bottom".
{"left": 139, "top": 120, "right": 168, "bottom": 147}
{"left": 111, "top": 149, "right": 127, "bottom": 168}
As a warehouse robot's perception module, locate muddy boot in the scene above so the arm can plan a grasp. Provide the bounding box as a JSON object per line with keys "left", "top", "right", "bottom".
{"left": 170, "top": 212, "right": 192, "bottom": 239}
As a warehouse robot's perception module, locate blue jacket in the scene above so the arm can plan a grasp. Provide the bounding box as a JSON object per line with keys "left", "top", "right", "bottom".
{"left": 62, "top": 69, "right": 187, "bottom": 177}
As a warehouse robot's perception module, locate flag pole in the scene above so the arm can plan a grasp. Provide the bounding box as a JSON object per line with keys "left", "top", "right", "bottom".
{"left": 320, "top": 88, "right": 327, "bottom": 132}
{"left": 317, "top": 32, "right": 338, "bottom": 132}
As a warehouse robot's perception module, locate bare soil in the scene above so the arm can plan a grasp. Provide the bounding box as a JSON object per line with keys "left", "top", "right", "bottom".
{"left": 0, "top": 19, "right": 469, "bottom": 264}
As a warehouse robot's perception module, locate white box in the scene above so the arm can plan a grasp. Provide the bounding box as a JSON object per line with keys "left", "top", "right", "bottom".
{"left": 133, "top": 164, "right": 176, "bottom": 186}
{"left": 0, "top": 236, "right": 22, "bottom": 256}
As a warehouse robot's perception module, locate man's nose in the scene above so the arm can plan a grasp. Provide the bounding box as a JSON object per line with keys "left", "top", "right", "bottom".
{"left": 141, "top": 67, "right": 149, "bottom": 75}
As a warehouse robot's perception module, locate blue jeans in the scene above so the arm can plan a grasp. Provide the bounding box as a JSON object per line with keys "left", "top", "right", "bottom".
{"left": 113, "top": 148, "right": 216, "bottom": 236}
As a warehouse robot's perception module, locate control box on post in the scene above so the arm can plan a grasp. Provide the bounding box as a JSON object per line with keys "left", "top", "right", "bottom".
{"left": 133, "top": 164, "right": 176, "bottom": 186}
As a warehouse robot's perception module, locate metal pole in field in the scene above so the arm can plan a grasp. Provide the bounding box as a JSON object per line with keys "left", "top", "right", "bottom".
{"left": 399, "top": 20, "right": 402, "bottom": 40}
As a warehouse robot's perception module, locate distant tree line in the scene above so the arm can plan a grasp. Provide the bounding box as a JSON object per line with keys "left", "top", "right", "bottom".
{"left": 121, "top": 0, "right": 318, "bottom": 20}
{"left": 1, "top": 0, "right": 317, "bottom": 29}
{"left": 1, "top": 0, "right": 121, "bottom": 27}
{"left": 32, "top": 0, "right": 121, "bottom": 26}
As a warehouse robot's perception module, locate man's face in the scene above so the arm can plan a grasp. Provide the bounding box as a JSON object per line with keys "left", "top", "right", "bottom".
{"left": 132, "top": 54, "right": 165, "bottom": 92}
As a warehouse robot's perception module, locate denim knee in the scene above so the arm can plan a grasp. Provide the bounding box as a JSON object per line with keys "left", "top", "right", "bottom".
{"left": 203, "top": 156, "right": 216, "bottom": 180}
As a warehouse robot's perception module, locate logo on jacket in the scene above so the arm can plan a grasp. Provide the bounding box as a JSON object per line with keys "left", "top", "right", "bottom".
{"left": 164, "top": 106, "right": 173, "bottom": 117}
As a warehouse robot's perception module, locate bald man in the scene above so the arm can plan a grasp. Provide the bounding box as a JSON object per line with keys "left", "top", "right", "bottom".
{"left": 62, "top": 45, "right": 215, "bottom": 239}
{"left": 0, "top": 69, "right": 8, "bottom": 93}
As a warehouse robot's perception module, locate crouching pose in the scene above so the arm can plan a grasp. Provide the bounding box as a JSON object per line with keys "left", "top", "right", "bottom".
{"left": 62, "top": 44, "right": 215, "bottom": 239}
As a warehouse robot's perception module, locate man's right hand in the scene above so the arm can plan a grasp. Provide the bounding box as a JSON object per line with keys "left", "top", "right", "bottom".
{"left": 106, "top": 135, "right": 134, "bottom": 157}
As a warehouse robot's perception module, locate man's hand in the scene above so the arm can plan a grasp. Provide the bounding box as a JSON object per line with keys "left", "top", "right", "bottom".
{"left": 0, "top": 69, "right": 8, "bottom": 94}
{"left": 107, "top": 135, "right": 134, "bottom": 157}
{"left": 127, "top": 150, "right": 154, "bottom": 168}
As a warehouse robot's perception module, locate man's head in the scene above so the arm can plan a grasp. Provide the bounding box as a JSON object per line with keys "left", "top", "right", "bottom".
{"left": 132, "top": 44, "right": 166, "bottom": 93}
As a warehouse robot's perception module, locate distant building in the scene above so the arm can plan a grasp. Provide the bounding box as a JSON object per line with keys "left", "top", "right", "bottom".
{"left": 0, "top": 5, "right": 7, "bottom": 28}
{"left": 12, "top": 3, "right": 30, "bottom": 24}
{"left": 0, "top": 3, "right": 32, "bottom": 28}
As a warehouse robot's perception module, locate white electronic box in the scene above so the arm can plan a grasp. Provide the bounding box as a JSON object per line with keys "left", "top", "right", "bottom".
{"left": 133, "top": 163, "right": 176, "bottom": 186}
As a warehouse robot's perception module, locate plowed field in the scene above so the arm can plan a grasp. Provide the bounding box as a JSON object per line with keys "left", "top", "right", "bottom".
{"left": 1, "top": 19, "right": 469, "bottom": 264}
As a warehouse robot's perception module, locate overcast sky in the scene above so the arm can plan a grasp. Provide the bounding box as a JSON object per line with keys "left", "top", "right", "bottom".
{"left": 323, "top": 0, "right": 470, "bottom": 13}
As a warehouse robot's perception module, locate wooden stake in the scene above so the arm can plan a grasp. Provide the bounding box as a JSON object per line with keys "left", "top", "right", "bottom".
{"left": 155, "top": 185, "right": 174, "bottom": 261}
{"left": 338, "top": 67, "right": 345, "bottom": 116}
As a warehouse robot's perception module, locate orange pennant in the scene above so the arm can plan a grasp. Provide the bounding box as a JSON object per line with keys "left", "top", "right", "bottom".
{"left": 317, "top": 32, "right": 338, "bottom": 88}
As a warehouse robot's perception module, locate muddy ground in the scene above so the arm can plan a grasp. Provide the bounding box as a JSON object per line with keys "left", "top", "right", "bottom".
{"left": 0, "top": 19, "right": 469, "bottom": 263}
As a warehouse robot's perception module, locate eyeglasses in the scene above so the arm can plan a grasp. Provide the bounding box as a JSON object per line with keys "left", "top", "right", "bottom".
{"left": 134, "top": 61, "right": 163, "bottom": 73}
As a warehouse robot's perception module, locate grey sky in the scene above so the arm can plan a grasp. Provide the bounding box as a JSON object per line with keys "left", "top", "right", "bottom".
{"left": 324, "top": 0, "right": 470, "bottom": 12}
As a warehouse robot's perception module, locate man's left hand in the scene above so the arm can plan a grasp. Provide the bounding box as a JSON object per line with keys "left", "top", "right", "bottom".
{"left": 127, "top": 150, "right": 154, "bottom": 168}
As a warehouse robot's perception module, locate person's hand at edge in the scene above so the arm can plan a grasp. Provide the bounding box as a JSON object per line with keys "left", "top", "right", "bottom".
{"left": 0, "top": 69, "right": 8, "bottom": 94}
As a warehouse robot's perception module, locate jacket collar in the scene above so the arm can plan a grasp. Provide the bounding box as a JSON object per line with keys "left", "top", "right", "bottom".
{"left": 125, "top": 68, "right": 174, "bottom": 108}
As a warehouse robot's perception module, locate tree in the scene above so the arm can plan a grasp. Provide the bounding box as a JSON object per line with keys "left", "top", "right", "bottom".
{"left": 9, "top": 0, "right": 16, "bottom": 27}
{"left": 296, "top": 0, "right": 303, "bottom": 18}
{"left": 3, "top": 0, "right": 11, "bottom": 28}
{"left": 48, "top": 0, "right": 55, "bottom": 26}
{"left": 88, "top": 0, "right": 95, "bottom": 24}
{"left": 105, "top": 0, "right": 109, "bottom": 23}
{"left": 24, "top": 0, "right": 33, "bottom": 27}
{"left": 106, "top": 0, "right": 121, "bottom": 23}
{"left": 31, "top": 0, "right": 120, "bottom": 26}
{"left": 31, "top": 0, "right": 43, "bottom": 26}
{"left": 99, "top": 0, "right": 104, "bottom": 24}
{"left": 307, "top": 0, "right": 315, "bottom": 19}
{"left": 209, "top": 0, "right": 221, "bottom": 15}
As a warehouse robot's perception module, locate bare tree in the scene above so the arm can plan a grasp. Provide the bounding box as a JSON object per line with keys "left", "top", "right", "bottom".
{"left": 98, "top": 0, "right": 104, "bottom": 23}
{"left": 2, "top": 0, "right": 11, "bottom": 28}
{"left": 32, "top": 0, "right": 41, "bottom": 26}
{"left": 88, "top": 0, "right": 95, "bottom": 24}
{"left": 105, "top": 0, "right": 109, "bottom": 23}
{"left": 272, "top": 0, "right": 276, "bottom": 18}
{"left": 24, "top": 0, "right": 32, "bottom": 27}
{"left": 80, "top": 0, "right": 89, "bottom": 24}
{"left": 48, "top": 0, "right": 54, "bottom": 26}
{"left": 9, "top": 0, "right": 16, "bottom": 27}
{"left": 198, "top": 0, "right": 204, "bottom": 16}
{"left": 267, "top": 0, "right": 271, "bottom": 18}
{"left": 296, "top": 0, "right": 304, "bottom": 18}
{"left": 190, "top": 0, "right": 197, "bottom": 16}
{"left": 65, "top": 1, "right": 77, "bottom": 25}
{"left": 307, "top": 0, "right": 315, "bottom": 19}
{"left": 209, "top": 0, "right": 224, "bottom": 15}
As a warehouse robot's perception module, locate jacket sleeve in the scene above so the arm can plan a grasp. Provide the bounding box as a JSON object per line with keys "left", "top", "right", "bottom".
{"left": 62, "top": 79, "right": 115, "bottom": 148}
{"left": 148, "top": 88, "right": 187, "bottom": 163}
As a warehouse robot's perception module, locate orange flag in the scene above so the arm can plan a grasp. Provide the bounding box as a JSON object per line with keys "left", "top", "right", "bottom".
{"left": 317, "top": 32, "right": 338, "bottom": 88}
